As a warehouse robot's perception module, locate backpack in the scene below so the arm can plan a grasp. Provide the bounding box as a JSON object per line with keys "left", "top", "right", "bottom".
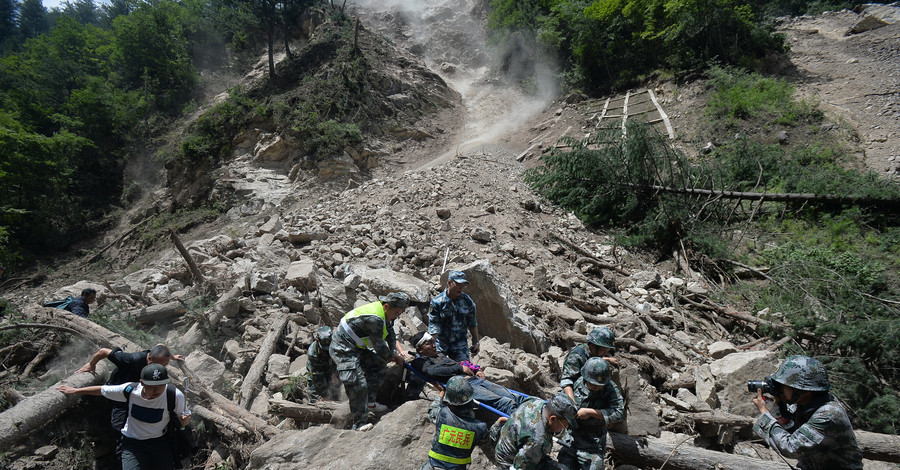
{"left": 123, "top": 382, "right": 198, "bottom": 468}
{"left": 42, "top": 296, "right": 75, "bottom": 310}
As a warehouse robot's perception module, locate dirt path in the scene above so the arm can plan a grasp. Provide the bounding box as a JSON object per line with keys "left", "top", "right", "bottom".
{"left": 777, "top": 10, "right": 900, "bottom": 177}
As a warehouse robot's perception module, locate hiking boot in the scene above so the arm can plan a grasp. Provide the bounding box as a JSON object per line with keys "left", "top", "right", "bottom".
{"left": 366, "top": 402, "right": 388, "bottom": 413}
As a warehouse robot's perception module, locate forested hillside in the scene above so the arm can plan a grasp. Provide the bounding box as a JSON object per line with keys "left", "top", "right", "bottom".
{"left": 1, "top": 2, "right": 898, "bottom": 468}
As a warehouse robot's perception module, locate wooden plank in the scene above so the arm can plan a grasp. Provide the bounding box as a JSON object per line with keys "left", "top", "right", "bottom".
{"left": 647, "top": 88, "right": 675, "bottom": 139}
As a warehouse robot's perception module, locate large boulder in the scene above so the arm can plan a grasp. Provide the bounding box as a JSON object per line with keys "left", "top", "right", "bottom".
{"left": 185, "top": 350, "right": 227, "bottom": 389}
{"left": 284, "top": 259, "right": 318, "bottom": 291}
{"left": 446, "top": 260, "right": 548, "bottom": 355}
{"left": 612, "top": 365, "right": 661, "bottom": 437}
{"left": 245, "top": 400, "right": 497, "bottom": 470}
{"left": 709, "top": 350, "right": 778, "bottom": 417}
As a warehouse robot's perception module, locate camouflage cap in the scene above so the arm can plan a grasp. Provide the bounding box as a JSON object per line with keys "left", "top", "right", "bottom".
{"left": 546, "top": 392, "right": 578, "bottom": 429}
{"left": 448, "top": 270, "right": 469, "bottom": 284}
{"left": 378, "top": 292, "right": 410, "bottom": 309}
{"left": 771, "top": 355, "right": 831, "bottom": 392}
{"left": 581, "top": 357, "right": 611, "bottom": 386}
{"left": 587, "top": 326, "right": 615, "bottom": 349}
{"left": 444, "top": 375, "right": 474, "bottom": 406}
{"left": 316, "top": 325, "right": 333, "bottom": 345}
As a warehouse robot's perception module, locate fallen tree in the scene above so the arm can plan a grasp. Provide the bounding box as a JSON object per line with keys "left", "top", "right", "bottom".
{"left": 7, "top": 305, "right": 279, "bottom": 447}
{"left": 608, "top": 431, "right": 792, "bottom": 470}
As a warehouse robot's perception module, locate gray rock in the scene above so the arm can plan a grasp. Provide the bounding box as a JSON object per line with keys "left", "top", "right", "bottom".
{"left": 435, "top": 207, "right": 451, "bottom": 219}
{"left": 710, "top": 350, "right": 778, "bottom": 416}
{"left": 185, "top": 350, "right": 227, "bottom": 389}
{"left": 470, "top": 227, "right": 492, "bottom": 243}
{"left": 630, "top": 271, "right": 661, "bottom": 289}
{"left": 444, "top": 260, "right": 548, "bottom": 355}
{"left": 708, "top": 341, "right": 738, "bottom": 359}
{"left": 695, "top": 364, "right": 718, "bottom": 408}
{"left": 266, "top": 354, "right": 291, "bottom": 383}
{"left": 284, "top": 260, "right": 317, "bottom": 291}
{"left": 613, "top": 366, "right": 660, "bottom": 437}
{"left": 250, "top": 272, "right": 279, "bottom": 294}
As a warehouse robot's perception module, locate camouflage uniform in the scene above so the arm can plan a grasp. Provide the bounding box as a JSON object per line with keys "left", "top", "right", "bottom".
{"left": 557, "top": 376, "right": 624, "bottom": 469}
{"left": 329, "top": 301, "right": 398, "bottom": 427}
{"left": 428, "top": 290, "right": 477, "bottom": 362}
{"left": 421, "top": 377, "right": 488, "bottom": 470}
{"left": 306, "top": 339, "right": 335, "bottom": 402}
{"left": 753, "top": 355, "right": 862, "bottom": 470}
{"left": 560, "top": 344, "right": 592, "bottom": 391}
{"left": 494, "top": 398, "right": 559, "bottom": 470}
{"left": 560, "top": 328, "right": 615, "bottom": 391}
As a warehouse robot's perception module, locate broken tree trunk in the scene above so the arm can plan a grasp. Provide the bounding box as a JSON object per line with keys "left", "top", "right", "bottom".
{"left": 169, "top": 228, "right": 205, "bottom": 284}
{"left": 118, "top": 301, "right": 186, "bottom": 324}
{"left": 619, "top": 183, "right": 900, "bottom": 209}
{"left": 18, "top": 305, "right": 278, "bottom": 442}
{"left": 680, "top": 412, "right": 900, "bottom": 463}
{"left": 238, "top": 314, "right": 289, "bottom": 409}
{"left": 607, "top": 431, "right": 792, "bottom": 470}
{"left": 0, "top": 360, "right": 111, "bottom": 449}
{"left": 268, "top": 399, "right": 341, "bottom": 423}
{"left": 208, "top": 284, "right": 243, "bottom": 326}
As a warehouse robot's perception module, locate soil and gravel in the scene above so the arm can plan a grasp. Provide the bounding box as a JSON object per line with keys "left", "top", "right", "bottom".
{"left": 1, "top": 3, "right": 898, "bottom": 470}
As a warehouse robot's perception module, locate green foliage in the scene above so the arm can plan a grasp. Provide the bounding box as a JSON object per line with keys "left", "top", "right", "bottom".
{"left": 487, "top": 0, "right": 788, "bottom": 90}
{"left": 282, "top": 374, "right": 308, "bottom": 401}
{"left": 139, "top": 207, "right": 224, "bottom": 248}
{"left": 90, "top": 301, "right": 158, "bottom": 346}
{"left": 178, "top": 89, "right": 254, "bottom": 166}
{"left": 706, "top": 66, "right": 820, "bottom": 128}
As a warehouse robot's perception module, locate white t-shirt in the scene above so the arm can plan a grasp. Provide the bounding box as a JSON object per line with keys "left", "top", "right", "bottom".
{"left": 102, "top": 383, "right": 190, "bottom": 440}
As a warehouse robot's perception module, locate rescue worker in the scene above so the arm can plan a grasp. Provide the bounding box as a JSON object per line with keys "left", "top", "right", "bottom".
{"left": 329, "top": 292, "right": 409, "bottom": 431}
{"left": 495, "top": 392, "right": 578, "bottom": 470}
{"left": 561, "top": 327, "right": 617, "bottom": 402}
{"left": 306, "top": 325, "right": 337, "bottom": 403}
{"left": 421, "top": 376, "right": 493, "bottom": 470}
{"left": 751, "top": 355, "right": 863, "bottom": 470}
{"left": 429, "top": 270, "right": 480, "bottom": 361}
{"left": 557, "top": 357, "right": 625, "bottom": 470}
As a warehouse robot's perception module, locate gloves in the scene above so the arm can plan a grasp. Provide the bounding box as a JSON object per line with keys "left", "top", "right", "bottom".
{"left": 469, "top": 341, "right": 480, "bottom": 356}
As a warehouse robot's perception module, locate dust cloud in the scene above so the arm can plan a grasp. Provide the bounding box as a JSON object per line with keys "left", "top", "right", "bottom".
{"left": 349, "top": 0, "right": 560, "bottom": 168}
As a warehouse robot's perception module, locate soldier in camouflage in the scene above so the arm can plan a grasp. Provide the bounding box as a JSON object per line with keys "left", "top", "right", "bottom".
{"left": 495, "top": 393, "right": 578, "bottom": 470}
{"left": 561, "top": 327, "right": 618, "bottom": 402}
{"left": 306, "top": 326, "right": 337, "bottom": 403}
{"left": 558, "top": 357, "right": 624, "bottom": 470}
{"left": 429, "top": 270, "right": 480, "bottom": 361}
{"left": 421, "top": 376, "right": 490, "bottom": 470}
{"left": 751, "top": 355, "right": 863, "bottom": 470}
{"left": 329, "top": 292, "right": 409, "bottom": 430}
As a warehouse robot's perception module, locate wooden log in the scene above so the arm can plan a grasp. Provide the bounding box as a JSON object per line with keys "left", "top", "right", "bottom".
{"left": 208, "top": 284, "right": 243, "bottom": 326}
{"left": 19, "top": 305, "right": 278, "bottom": 441}
{"left": 169, "top": 228, "right": 205, "bottom": 283}
{"left": 680, "top": 413, "right": 900, "bottom": 463}
{"left": 607, "top": 431, "right": 792, "bottom": 470}
{"left": 549, "top": 233, "right": 629, "bottom": 275}
{"left": 0, "top": 360, "right": 110, "bottom": 449}
{"left": 238, "top": 314, "right": 289, "bottom": 408}
{"left": 118, "top": 301, "right": 186, "bottom": 324}
{"left": 268, "top": 399, "right": 340, "bottom": 423}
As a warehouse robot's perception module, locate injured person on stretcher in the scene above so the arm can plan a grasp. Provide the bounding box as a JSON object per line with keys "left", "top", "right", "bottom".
{"left": 405, "top": 330, "right": 529, "bottom": 417}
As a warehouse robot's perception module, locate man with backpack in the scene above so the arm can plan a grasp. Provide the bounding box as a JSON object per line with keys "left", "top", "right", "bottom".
{"left": 58, "top": 363, "right": 190, "bottom": 470}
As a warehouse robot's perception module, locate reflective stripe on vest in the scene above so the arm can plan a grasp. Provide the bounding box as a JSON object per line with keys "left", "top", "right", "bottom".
{"left": 428, "top": 450, "right": 471, "bottom": 465}
{"left": 341, "top": 301, "right": 388, "bottom": 349}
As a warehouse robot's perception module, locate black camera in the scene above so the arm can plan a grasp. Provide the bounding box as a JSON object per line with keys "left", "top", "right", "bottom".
{"left": 747, "top": 376, "right": 780, "bottom": 395}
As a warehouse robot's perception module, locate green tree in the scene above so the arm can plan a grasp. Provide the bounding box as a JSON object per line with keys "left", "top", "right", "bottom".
{"left": 111, "top": 0, "right": 198, "bottom": 111}
{"left": 18, "top": 0, "right": 48, "bottom": 40}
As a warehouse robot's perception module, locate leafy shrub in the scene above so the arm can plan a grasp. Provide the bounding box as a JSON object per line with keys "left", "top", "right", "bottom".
{"left": 178, "top": 90, "right": 254, "bottom": 166}
{"left": 706, "top": 66, "right": 821, "bottom": 128}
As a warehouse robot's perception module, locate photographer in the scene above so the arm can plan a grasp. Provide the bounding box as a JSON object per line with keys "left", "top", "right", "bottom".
{"left": 750, "top": 355, "right": 862, "bottom": 470}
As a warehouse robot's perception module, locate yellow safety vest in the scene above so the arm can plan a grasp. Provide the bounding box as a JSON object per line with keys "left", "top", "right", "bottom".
{"left": 341, "top": 301, "right": 388, "bottom": 349}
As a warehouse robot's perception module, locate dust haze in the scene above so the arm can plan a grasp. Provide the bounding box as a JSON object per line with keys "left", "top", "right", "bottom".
{"left": 350, "top": 0, "right": 560, "bottom": 168}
